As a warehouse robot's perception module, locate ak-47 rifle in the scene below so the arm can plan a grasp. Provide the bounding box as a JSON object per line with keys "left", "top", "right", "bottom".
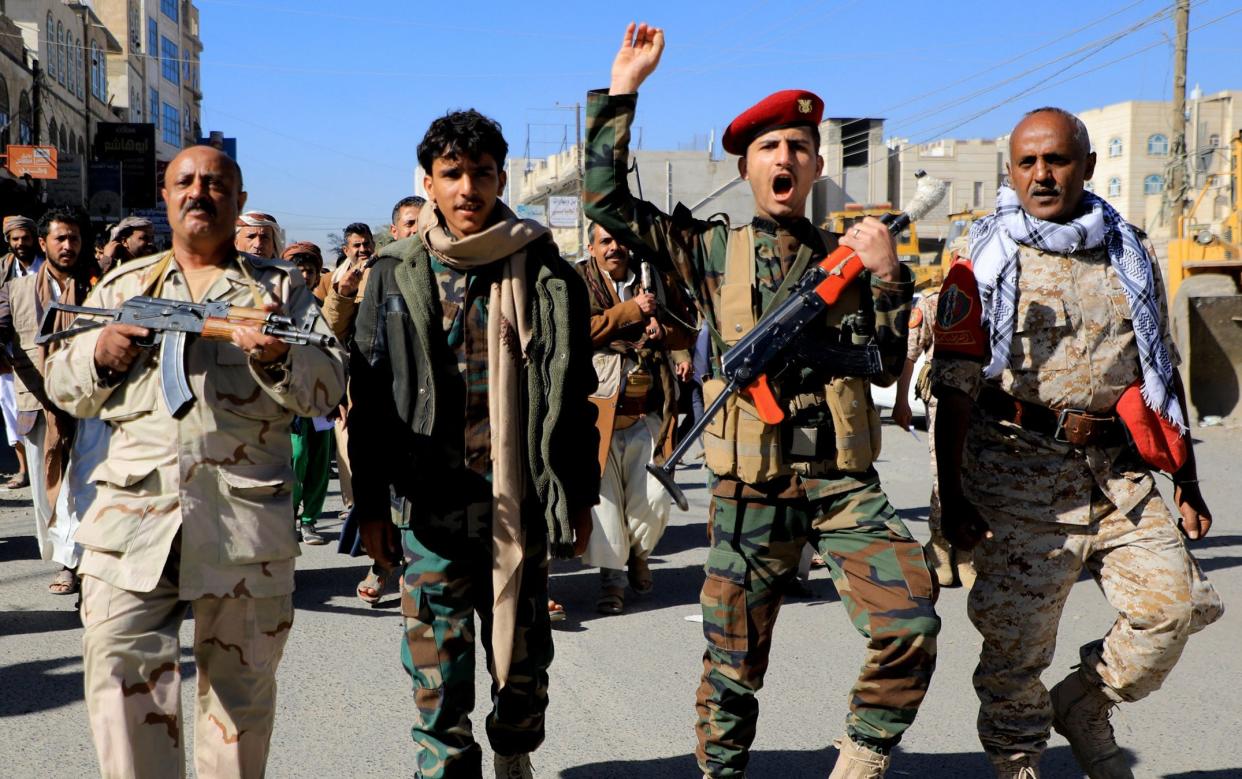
{"left": 647, "top": 171, "right": 948, "bottom": 510}
{"left": 37, "top": 295, "right": 336, "bottom": 418}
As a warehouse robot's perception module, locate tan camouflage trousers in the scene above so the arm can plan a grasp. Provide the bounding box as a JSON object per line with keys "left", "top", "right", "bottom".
{"left": 81, "top": 566, "right": 293, "bottom": 778}
{"left": 968, "top": 490, "right": 1223, "bottom": 761}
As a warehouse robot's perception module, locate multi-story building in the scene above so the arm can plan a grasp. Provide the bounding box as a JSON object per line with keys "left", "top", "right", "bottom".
{"left": 1077, "top": 100, "right": 1174, "bottom": 233}
{"left": 127, "top": 0, "right": 200, "bottom": 159}
{"left": 490, "top": 115, "right": 890, "bottom": 257}
{"left": 887, "top": 137, "right": 1007, "bottom": 241}
{"left": 7, "top": 0, "right": 123, "bottom": 204}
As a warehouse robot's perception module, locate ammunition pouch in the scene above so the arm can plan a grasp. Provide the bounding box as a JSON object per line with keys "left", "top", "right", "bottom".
{"left": 702, "top": 376, "right": 882, "bottom": 482}
{"left": 825, "top": 376, "right": 882, "bottom": 472}
{"left": 701, "top": 377, "right": 787, "bottom": 483}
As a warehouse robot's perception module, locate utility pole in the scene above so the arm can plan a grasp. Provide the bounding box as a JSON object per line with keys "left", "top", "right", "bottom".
{"left": 1169, "top": 0, "right": 1189, "bottom": 235}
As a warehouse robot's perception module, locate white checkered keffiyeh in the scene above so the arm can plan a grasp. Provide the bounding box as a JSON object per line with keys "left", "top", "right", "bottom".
{"left": 969, "top": 185, "right": 1185, "bottom": 431}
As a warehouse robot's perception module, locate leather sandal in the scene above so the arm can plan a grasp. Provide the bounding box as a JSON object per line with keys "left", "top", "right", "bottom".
{"left": 3, "top": 473, "right": 28, "bottom": 490}
{"left": 596, "top": 586, "right": 625, "bottom": 615}
{"left": 48, "top": 568, "right": 78, "bottom": 595}
{"left": 627, "top": 553, "right": 654, "bottom": 595}
{"left": 356, "top": 563, "right": 394, "bottom": 606}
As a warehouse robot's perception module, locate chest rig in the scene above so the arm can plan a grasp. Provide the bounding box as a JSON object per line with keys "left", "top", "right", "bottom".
{"left": 701, "top": 224, "right": 883, "bottom": 482}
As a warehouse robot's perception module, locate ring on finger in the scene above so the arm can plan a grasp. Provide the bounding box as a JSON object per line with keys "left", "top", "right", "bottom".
{"left": 852, "top": 228, "right": 861, "bottom": 238}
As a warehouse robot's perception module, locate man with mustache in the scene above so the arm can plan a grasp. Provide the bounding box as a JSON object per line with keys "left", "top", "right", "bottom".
{"left": 578, "top": 221, "right": 692, "bottom": 614}
{"left": 932, "top": 107, "right": 1223, "bottom": 779}
{"left": 0, "top": 215, "right": 44, "bottom": 490}
{"left": 348, "top": 109, "right": 598, "bottom": 779}
{"left": 44, "top": 145, "right": 346, "bottom": 777}
{"left": 585, "top": 23, "right": 939, "bottom": 779}
{"left": 234, "top": 210, "right": 284, "bottom": 259}
{"left": 99, "top": 215, "right": 157, "bottom": 274}
{"left": 0, "top": 209, "right": 100, "bottom": 595}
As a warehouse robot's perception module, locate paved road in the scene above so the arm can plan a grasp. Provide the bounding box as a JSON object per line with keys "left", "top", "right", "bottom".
{"left": 2, "top": 424, "right": 1239, "bottom": 777}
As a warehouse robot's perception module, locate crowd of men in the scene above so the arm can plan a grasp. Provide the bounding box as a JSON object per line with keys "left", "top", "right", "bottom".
{"left": 0, "top": 20, "right": 1225, "bottom": 779}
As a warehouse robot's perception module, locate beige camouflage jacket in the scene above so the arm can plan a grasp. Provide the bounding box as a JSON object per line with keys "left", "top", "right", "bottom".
{"left": 933, "top": 239, "right": 1176, "bottom": 525}
{"left": 44, "top": 250, "right": 347, "bottom": 599}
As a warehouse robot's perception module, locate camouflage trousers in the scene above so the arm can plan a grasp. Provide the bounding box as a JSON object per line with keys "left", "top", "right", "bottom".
{"left": 695, "top": 478, "right": 940, "bottom": 777}
{"left": 80, "top": 562, "right": 292, "bottom": 778}
{"left": 400, "top": 501, "right": 553, "bottom": 779}
{"left": 969, "top": 490, "right": 1224, "bottom": 762}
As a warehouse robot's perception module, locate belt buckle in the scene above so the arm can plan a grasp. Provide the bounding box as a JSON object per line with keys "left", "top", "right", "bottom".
{"left": 1053, "top": 408, "right": 1083, "bottom": 444}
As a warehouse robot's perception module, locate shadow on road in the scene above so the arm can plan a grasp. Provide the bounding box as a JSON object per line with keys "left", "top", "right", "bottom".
{"left": 293, "top": 562, "right": 401, "bottom": 616}
{"left": 0, "top": 608, "right": 80, "bottom": 637}
{"left": 560, "top": 745, "right": 1087, "bottom": 778}
{"left": 0, "top": 534, "right": 39, "bottom": 563}
{"left": 0, "top": 648, "right": 195, "bottom": 717}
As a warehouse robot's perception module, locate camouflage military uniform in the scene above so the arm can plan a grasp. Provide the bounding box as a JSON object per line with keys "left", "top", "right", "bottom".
{"left": 932, "top": 240, "right": 1224, "bottom": 767}
{"left": 585, "top": 90, "right": 940, "bottom": 777}
{"left": 44, "top": 250, "right": 346, "bottom": 778}
{"left": 349, "top": 231, "right": 599, "bottom": 779}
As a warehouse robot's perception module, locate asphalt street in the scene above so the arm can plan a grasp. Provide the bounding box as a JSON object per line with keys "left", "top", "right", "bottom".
{"left": 2, "top": 422, "right": 1239, "bottom": 778}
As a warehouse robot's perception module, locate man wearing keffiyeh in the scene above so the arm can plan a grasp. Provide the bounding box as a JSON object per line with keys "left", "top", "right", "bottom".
{"left": 931, "top": 107, "right": 1223, "bottom": 779}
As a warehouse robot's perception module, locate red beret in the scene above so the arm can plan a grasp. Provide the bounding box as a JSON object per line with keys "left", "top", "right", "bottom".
{"left": 722, "top": 90, "right": 824, "bottom": 156}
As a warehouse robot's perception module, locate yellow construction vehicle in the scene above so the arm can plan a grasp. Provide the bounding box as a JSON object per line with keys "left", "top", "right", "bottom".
{"left": 939, "top": 208, "right": 991, "bottom": 273}
{"left": 1165, "top": 131, "right": 1242, "bottom": 425}
{"left": 826, "top": 203, "right": 943, "bottom": 290}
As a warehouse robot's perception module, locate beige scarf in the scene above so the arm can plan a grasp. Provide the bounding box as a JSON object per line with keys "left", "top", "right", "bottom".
{"left": 417, "top": 200, "right": 550, "bottom": 686}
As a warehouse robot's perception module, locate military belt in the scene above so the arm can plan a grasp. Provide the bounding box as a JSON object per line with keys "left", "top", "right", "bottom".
{"left": 978, "top": 386, "right": 1126, "bottom": 448}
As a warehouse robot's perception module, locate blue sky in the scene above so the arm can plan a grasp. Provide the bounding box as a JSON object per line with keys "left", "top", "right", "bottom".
{"left": 197, "top": 0, "right": 1241, "bottom": 247}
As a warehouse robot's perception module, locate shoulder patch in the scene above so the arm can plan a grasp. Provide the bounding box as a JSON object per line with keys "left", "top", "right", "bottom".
{"left": 908, "top": 306, "right": 924, "bottom": 329}
{"left": 933, "top": 261, "right": 986, "bottom": 360}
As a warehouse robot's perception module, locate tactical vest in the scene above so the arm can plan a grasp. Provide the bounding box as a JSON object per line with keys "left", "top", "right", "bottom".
{"left": 701, "top": 224, "right": 883, "bottom": 483}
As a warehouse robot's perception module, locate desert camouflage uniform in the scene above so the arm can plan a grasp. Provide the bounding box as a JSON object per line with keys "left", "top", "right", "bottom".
{"left": 45, "top": 250, "right": 346, "bottom": 778}
{"left": 931, "top": 240, "right": 1224, "bottom": 766}
{"left": 585, "top": 89, "right": 940, "bottom": 777}
{"left": 907, "top": 292, "right": 940, "bottom": 524}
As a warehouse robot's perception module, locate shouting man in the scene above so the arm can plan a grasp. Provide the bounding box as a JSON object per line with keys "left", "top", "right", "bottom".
{"left": 585, "top": 24, "right": 939, "bottom": 779}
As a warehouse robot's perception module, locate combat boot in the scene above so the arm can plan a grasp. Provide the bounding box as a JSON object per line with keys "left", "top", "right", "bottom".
{"left": 1050, "top": 666, "right": 1133, "bottom": 779}
{"left": 494, "top": 752, "right": 534, "bottom": 779}
{"left": 989, "top": 754, "right": 1040, "bottom": 778}
{"left": 828, "top": 736, "right": 890, "bottom": 779}
{"left": 922, "top": 533, "right": 958, "bottom": 587}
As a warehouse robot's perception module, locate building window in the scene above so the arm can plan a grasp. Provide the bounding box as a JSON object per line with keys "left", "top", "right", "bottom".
{"left": 1107, "top": 176, "right": 1122, "bottom": 197}
{"left": 161, "top": 37, "right": 180, "bottom": 84}
{"left": 47, "top": 117, "right": 57, "bottom": 149}
{"left": 1143, "top": 174, "right": 1164, "bottom": 194}
{"left": 59, "top": 125, "right": 66, "bottom": 153}
{"left": 76, "top": 39, "right": 84, "bottom": 99}
{"left": 90, "top": 41, "right": 107, "bottom": 100}
{"left": 161, "top": 0, "right": 179, "bottom": 22}
{"left": 148, "top": 17, "right": 158, "bottom": 62}
{"left": 1084, "top": 181, "right": 1095, "bottom": 193}
{"left": 0, "top": 74, "right": 9, "bottom": 148}
{"left": 56, "top": 23, "right": 65, "bottom": 86}
{"left": 45, "top": 13, "right": 55, "bottom": 81}
{"left": 972, "top": 181, "right": 983, "bottom": 208}
{"left": 1108, "top": 138, "right": 1123, "bottom": 157}
{"left": 162, "top": 102, "right": 179, "bottom": 146}
{"left": 1209, "top": 134, "right": 1220, "bottom": 148}
{"left": 151, "top": 88, "right": 159, "bottom": 128}
{"left": 1147, "top": 134, "right": 1168, "bottom": 156}
{"left": 17, "top": 91, "right": 31, "bottom": 144}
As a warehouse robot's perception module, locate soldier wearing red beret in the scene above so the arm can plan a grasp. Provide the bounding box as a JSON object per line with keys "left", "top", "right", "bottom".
{"left": 585, "top": 22, "right": 939, "bottom": 779}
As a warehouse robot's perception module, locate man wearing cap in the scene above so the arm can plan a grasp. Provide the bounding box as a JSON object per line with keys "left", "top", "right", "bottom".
{"left": 0, "top": 215, "right": 43, "bottom": 490}
{"left": 100, "top": 216, "right": 157, "bottom": 274}
{"left": 585, "top": 24, "right": 939, "bottom": 779}
{"left": 235, "top": 210, "right": 285, "bottom": 259}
